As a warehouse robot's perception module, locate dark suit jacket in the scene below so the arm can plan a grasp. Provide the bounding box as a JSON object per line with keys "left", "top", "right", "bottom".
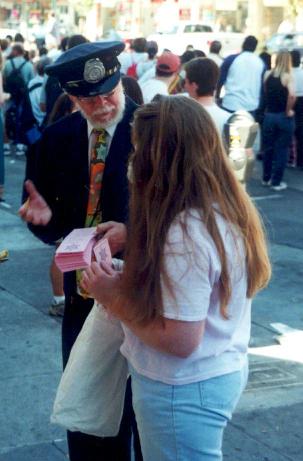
{"left": 28, "top": 96, "right": 137, "bottom": 295}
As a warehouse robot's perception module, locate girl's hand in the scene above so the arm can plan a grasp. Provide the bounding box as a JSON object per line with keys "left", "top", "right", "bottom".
{"left": 81, "top": 261, "right": 121, "bottom": 307}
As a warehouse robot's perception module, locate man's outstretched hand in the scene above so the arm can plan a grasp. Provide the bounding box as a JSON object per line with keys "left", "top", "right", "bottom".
{"left": 19, "top": 180, "right": 52, "bottom": 226}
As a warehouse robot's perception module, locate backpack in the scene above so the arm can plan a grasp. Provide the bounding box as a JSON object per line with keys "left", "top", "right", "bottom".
{"left": 4, "top": 59, "right": 27, "bottom": 101}
{"left": 5, "top": 83, "right": 42, "bottom": 144}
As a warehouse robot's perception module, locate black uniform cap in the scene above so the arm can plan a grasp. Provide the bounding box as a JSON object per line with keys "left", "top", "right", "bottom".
{"left": 45, "top": 41, "right": 125, "bottom": 97}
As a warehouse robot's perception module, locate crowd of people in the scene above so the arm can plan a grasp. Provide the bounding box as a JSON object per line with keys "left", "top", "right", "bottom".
{"left": 0, "top": 28, "right": 301, "bottom": 460}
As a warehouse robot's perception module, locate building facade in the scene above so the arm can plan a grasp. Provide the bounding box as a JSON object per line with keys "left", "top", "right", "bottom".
{"left": 0, "top": 1, "right": 301, "bottom": 43}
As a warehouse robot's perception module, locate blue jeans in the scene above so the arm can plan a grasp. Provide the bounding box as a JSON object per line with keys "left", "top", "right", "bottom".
{"left": 130, "top": 362, "right": 248, "bottom": 461}
{"left": 262, "top": 112, "right": 295, "bottom": 185}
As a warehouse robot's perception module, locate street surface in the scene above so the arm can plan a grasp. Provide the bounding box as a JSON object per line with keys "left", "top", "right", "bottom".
{"left": 0, "top": 154, "right": 302, "bottom": 460}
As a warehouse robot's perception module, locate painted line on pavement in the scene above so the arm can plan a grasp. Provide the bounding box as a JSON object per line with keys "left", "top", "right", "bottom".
{"left": 252, "top": 195, "right": 283, "bottom": 201}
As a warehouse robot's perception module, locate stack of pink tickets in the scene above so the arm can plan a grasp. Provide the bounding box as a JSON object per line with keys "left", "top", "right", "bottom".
{"left": 55, "top": 228, "right": 97, "bottom": 272}
{"left": 55, "top": 228, "right": 112, "bottom": 272}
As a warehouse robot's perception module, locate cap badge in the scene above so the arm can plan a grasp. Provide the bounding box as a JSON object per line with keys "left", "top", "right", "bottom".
{"left": 83, "top": 58, "right": 106, "bottom": 83}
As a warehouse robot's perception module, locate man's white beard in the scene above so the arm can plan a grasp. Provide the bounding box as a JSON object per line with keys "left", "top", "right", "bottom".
{"left": 79, "top": 86, "right": 126, "bottom": 129}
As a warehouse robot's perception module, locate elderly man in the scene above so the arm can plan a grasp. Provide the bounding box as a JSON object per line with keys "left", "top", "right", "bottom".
{"left": 19, "top": 41, "right": 141, "bottom": 461}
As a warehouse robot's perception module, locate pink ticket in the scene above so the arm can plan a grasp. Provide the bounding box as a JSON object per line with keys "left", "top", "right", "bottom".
{"left": 93, "top": 238, "right": 112, "bottom": 265}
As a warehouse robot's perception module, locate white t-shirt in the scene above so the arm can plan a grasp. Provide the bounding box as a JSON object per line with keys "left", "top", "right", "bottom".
{"left": 140, "top": 78, "right": 168, "bottom": 103}
{"left": 222, "top": 52, "right": 265, "bottom": 112}
{"left": 121, "top": 209, "right": 251, "bottom": 385}
{"left": 203, "top": 103, "right": 230, "bottom": 137}
{"left": 138, "top": 66, "right": 156, "bottom": 85}
{"left": 208, "top": 53, "right": 223, "bottom": 67}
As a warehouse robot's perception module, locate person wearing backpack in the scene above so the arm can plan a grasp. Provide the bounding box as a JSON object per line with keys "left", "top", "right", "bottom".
{"left": 28, "top": 57, "right": 51, "bottom": 127}
{"left": 3, "top": 43, "right": 35, "bottom": 155}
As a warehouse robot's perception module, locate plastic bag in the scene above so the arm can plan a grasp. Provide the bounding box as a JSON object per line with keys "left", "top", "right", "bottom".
{"left": 51, "top": 302, "right": 128, "bottom": 437}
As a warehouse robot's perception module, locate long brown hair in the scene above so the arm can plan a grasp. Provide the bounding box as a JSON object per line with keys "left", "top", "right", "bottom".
{"left": 120, "top": 96, "right": 271, "bottom": 323}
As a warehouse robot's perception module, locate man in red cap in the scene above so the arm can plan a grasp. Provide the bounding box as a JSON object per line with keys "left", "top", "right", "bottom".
{"left": 139, "top": 52, "right": 180, "bottom": 103}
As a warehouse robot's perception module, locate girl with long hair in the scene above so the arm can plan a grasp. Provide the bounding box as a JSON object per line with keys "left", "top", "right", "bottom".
{"left": 262, "top": 50, "right": 296, "bottom": 190}
{"left": 82, "top": 96, "right": 271, "bottom": 461}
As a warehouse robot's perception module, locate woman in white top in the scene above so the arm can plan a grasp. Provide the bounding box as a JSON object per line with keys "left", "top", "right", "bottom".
{"left": 82, "top": 96, "right": 271, "bottom": 461}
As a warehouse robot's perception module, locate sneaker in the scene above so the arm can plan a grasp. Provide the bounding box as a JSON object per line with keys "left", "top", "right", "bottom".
{"left": 271, "top": 182, "right": 287, "bottom": 191}
{"left": 4, "top": 144, "right": 11, "bottom": 156}
{"left": 15, "top": 144, "right": 27, "bottom": 156}
{"left": 262, "top": 180, "right": 271, "bottom": 187}
{"left": 49, "top": 300, "right": 65, "bottom": 317}
{"left": 0, "top": 198, "right": 11, "bottom": 209}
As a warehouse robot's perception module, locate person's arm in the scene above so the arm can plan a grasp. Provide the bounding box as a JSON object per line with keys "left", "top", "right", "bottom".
{"left": 216, "top": 53, "right": 238, "bottom": 101}
{"left": 96, "top": 221, "right": 127, "bottom": 255}
{"left": 81, "top": 261, "right": 205, "bottom": 358}
{"left": 0, "top": 73, "right": 8, "bottom": 105}
{"left": 283, "top": 73, "right": 296, "bottom": 116}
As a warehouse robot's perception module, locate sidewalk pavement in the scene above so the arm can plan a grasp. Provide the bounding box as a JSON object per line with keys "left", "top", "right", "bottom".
{"left": 0, "top": 154, "right": 302, "bottom": 460}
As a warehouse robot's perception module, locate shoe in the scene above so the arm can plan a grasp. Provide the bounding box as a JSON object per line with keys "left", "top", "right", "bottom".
{"left": 15, "top": 144, "right": 27, "bottom": 156}
{"left": 4, "top": 144, "right": 11, "bottom": 156}
{"left": 262, "top": 180, "right": 271, "bottom": 187}
{"left": 49, "top": 300, "right": 65, "bottom": 317}
{"left": 271, "top": 181, "right": 287, "bottom": 191}
{"left": 0, "top": 198, "right": 11, "bottom": 209}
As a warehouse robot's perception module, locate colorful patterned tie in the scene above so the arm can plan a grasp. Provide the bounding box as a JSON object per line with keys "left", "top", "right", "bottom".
{"left": 77, "top": 128, "right": 108, "bottom": 297}
{"left": 85, "top": 128, "right": 108, "bottom": 227}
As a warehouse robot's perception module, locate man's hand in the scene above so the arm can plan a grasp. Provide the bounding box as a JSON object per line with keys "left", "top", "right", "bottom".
{"left": 19, "top": 180, "right": 52, "bottom": 226}
{"left": 96, "top": 221, "right": 127, "bottom": 255}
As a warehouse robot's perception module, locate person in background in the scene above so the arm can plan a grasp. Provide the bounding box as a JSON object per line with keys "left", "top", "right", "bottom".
{"left": 194, "top": 49, "right": 206, "bottom": 58}
{"left": 217, "top": 35, "right": 265, "bottom": 116}
{"left": 0, "top": 39, "right": 10, "bottom": 59}
{"left": 140, "top": 52, "right": 181, "bottom": 103}
{"left": 14, "top": 33, "right": 25, "bottom": 44}
{"left": 291, "top": 49, "right": 303, "bottom": 169}
{"left": 39, "top": 46, "right": 48, "bottom": 57}
{"left": 169, "top": 49, "right": 201, "bottom": 95}
{"left": 3, "top": 35, "right": 13, "bottom": 58}
{"left": 28, "top": 57, "right": 51, "bottom": 128}
{"left": 208, "top": 40, "right": 223, "bottom": 67}
{"left": 136, "top": 41, "right": 158, "bottom": 80}
{"left": 125, "top": 37, "right": 148, "bottom": 79}
{"left": 184, "top": 57, "right": 230, "bottom": 136}
{"left": 262, "top": 50, "right": 296, "bottom": 191}
{"left": 3, "top": 43, "right": 35, "bottom": 155}
{"left": 259, "top": 47, "right": 271, "bottom": 71}
{"left": 82, "top": 95, "right": 271, "bottom": 461}
{"left": 0, "top": 50, "right": 11, "bottom": 208}
{"left": 19, "top": 41, "right": 141, "bottom": 461}
{"left": 40, "top": 34, "right": 88, "bottom": 127}
{"left": 122, "top": 76, "right": 143, "bottom": 105}
{"left": 47, "top": 93, "right": 75, "bottom": 124}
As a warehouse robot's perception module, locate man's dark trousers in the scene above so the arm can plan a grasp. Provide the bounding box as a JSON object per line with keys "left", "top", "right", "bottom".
{"left": 62, "top": 294, "right": 142, "bottom": 461}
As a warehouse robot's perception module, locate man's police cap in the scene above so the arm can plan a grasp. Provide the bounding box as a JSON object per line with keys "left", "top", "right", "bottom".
{"left": 45, "top": 41, "right": 125, "bottom": 97}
